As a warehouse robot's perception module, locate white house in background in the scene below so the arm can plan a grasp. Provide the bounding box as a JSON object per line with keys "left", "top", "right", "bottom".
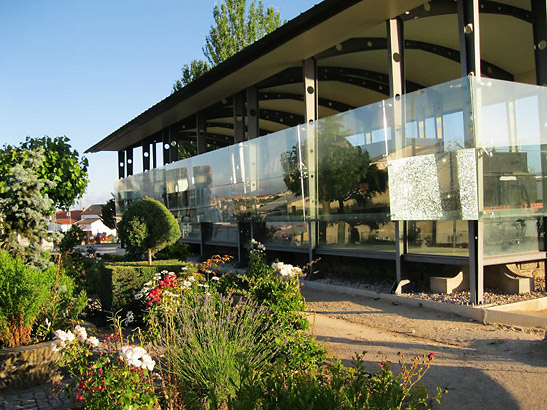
{"left": 75, "top": 204, "right": 116, "bottom": 242}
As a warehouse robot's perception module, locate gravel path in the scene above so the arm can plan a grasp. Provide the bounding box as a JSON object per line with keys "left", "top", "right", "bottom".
{"left": 302, "top": 285, "right": 547, "bottom": 410}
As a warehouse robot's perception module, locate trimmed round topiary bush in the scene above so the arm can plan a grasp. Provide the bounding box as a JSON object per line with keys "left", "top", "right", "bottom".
{"left": 118, "top": 198, "right": 181, "bottom": 266}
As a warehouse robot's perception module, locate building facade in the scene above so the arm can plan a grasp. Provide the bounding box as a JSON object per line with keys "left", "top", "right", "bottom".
{"left": 87, "top": 0, "right": 547, "bottom": 304}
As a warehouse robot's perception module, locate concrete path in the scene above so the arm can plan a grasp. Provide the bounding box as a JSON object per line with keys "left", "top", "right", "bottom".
{"left": 303, "top": 286, "right": 547, "bottom": 410}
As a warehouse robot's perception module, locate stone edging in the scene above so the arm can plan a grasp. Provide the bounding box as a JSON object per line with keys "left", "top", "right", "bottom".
{"left": 303, "top": 280, "right": 547, "bottom": 328}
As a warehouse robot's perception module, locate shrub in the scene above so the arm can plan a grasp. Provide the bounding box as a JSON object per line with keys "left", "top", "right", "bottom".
{"left": 58, "top": 225, "right": 85, "bottom": 253}
{"left": 154, "top": 241, "right": 189, "bottom": 261}
{"left": 53, "top": 320, "right": 158, "bottom": 409}
{"left": 118, "top": 198, "right": 181, "bottom": 265}
{"left": 150, "top": 290, "right": 279, "bottom": 409}
{"left": 98, "top": 260, "right": 188, "bottom": 314}
{"left": 231, "top": 352, "right": 442, "bottom": 410}
{"left": 0, "top": 251, "right": 55, "bottom": 347}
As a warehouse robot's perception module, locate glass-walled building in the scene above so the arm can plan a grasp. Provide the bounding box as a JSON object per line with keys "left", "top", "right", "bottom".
{"left": 88, "top": 0, "right": 547, "bottom": 304}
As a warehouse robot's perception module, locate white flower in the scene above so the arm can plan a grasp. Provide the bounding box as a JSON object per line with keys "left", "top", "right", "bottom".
{"left": 153, "top": 272, "right": 162, "bottom": 280}
{"left": 74, "top": 325, "right": 87, "bottom": 343}
{"left": 188, "top": 276, "right": 196, "bottom": 282}
{"left": 143, "top": 281, "right": 152, "bottom": 287}
{"left": 198, "top": 283, "right": 209, "bottom": 288}
{"left": 51, "top": 340, "right": 64, "bottom": 352}
{"left": 54, "top": 329, "right": 75, "bottom": 343}
{"left": 119, "top": 345, "right": 154, "bottom": 370}
{"left": 181, "top": 267, "right": 188, "bottom": 271}
{"left": 45, "top": 318, "right": 51, "bottom": 329}
{"left": 126, "top": 311, "right": 135, "bottom": 324}
{"left": 134, "top": 292, "right": 143, "bottom": 300}
{"left": 211, "top": 276, "right": 220, "bottom": 281}
{"left": 182, "top": 280, "right": 192, "bottom": 288}
{"left": 86, "top": 336, "right": 100, "bottom": 348}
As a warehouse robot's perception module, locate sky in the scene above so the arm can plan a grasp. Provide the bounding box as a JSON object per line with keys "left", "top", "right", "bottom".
{"left": 0, "top": 0, "right": 318, "bottom": 209}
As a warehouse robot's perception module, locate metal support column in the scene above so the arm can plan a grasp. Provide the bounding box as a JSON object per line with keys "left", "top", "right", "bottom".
{"left": 118, "top": 150, "right": 125, "bottom": 179}
{"left": 246, "top": 86, "right": 259, "bottom": 140}
{"left": 532, "top": 0, "right": 547, "bottom": 86}
{"left": 142, "top": 139, "right": 151, "bottom": 172}
{"left": 169, "top": 126, "right": 179, "bottom": 163}
{"left": 457, "top": 0, "right": 481, "bottom": 78}
{"left": 458, "top": 0, "right": 483, "bottom": 304}
{"left": 303, "top": 58, "right": 318, "bottom": 270}
{"left": 152, "top": 138, "right": 157, "bottom": 169}
{"left": 533, "top": 0, "right": 547, "bottom": 289}
{"left": 387, "top": 16, "right": 407, "bottom": 292}
{"left": 162, "top": 130, "right": 170, "bottom": 165}
{"left": 126, "top": 148, "right": 133, "bottom": 176}
{"left": 196, "top": 112, "right": 207, "bottom": 154}
{"left": 233, "top": 92, "right": 246, "bottom": 143}
{"left": 200, "top": 222, "right": 212, "bottom": 260}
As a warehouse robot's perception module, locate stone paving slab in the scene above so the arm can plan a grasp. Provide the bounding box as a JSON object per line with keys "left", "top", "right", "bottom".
{"left": 0, "top": 385, "right": 72, "bottom": 410}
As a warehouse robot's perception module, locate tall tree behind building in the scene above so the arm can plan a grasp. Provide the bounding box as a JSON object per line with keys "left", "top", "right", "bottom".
{"left": 173, "top": 0, "right": 283, "bottom": 91}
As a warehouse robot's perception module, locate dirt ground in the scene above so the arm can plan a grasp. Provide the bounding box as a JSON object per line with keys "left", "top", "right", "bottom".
{"left": 301, "top": 286, "right": 547, "bottom": 410}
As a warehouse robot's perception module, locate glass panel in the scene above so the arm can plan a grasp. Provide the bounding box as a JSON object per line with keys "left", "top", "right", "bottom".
{"left": 407, "top": 221, "right": 469, "bottom": 256}
{"left": 315, "top": 105, "right": 392, "bottom": 251}
{"left": 483, "top": 216, "right": 543, "bottom": 256}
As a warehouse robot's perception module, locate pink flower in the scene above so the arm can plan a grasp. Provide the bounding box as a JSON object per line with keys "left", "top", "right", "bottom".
{"left": 428, "top": 353, "right": 435, "bottom": 360}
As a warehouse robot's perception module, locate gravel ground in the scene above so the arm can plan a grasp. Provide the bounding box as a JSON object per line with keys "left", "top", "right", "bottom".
{"left": 316, "top": 277, "right": 547, "bottom": 306}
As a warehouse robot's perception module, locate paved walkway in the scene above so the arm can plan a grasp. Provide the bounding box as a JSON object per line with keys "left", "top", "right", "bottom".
{"left": 0, "top": 386, "right": 71, "bottom": 410}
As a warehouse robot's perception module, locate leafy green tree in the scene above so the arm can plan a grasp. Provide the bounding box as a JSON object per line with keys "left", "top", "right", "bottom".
{"left": 172, "top": 59, "right": 211, "bottom": 91}
{"left": 59, "top": 225, "right": 85, "bottom": 253}
{"left": 203, "top": 0, "right": 282, "bottom": 66}
{"left": 20, "top": 136, "right": 89, "bottom": 210}
{"left": 173, "top": 0, "right": 283, "bottom": 90}
{"left": 118, "top": 198, "right": 181, "bottom": 266}
{"left": 100, "top": 196, "right": 117, "bottom": 230}
{"left": 0, "top": 136, "right": 89, "bottom": 211}
{"left": 0, "top": 148, "right": 54, "bottom": 268}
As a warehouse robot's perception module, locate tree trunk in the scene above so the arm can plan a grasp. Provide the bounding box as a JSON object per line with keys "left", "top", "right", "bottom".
{"left": 148, "top": 249, "right": 152, "bottom": 266}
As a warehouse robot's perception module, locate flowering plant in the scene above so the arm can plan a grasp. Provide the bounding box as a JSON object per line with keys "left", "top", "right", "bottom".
{"left": 53, "top": 320, "right": 159, "bottom": 409}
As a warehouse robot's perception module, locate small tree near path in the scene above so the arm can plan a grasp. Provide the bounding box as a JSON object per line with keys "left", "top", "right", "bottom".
{"left": 118, "top": 198, "right": 181, "bottom": 266}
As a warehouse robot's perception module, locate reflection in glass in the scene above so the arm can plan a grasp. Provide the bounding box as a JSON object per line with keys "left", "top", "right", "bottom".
{"left": 407, "top": 221, "right": 469, "bottom": 256}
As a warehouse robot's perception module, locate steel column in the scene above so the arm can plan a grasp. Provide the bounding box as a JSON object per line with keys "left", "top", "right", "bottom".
{"left": 126, "top": 148, "right": 133, "bottom": 176}
{"left": 303, "top": 58, "right": 318, "bottom": 268}
{"left": 233, "top": 91, "right": 245, "bottom": 143}
{"left": 246, "top": 86, "right": 259, "bottom": 139}
{"left": 162, "top": 130, "right": 170, "bottom": 165}
{"left": 196, "top": 112, "right": 207, "bottom": 154}
{"left": 152, "top": 140, "right": 157, "bottom": 169}
{"left": 142, "top": 139, "right": 150, "bottom": 171}
{"left": 457, "top": 0, "right": 481, "bottom": 78}
{"left": 532, "top": 0, "right": 547, "bottom": 86}
{"left": 387, "top": 16, "right": 407, "bottom": 292}
{"left": 118, "top": 150, "right": 125, "bottom": 179}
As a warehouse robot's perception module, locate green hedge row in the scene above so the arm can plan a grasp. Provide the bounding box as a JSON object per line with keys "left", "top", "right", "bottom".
{"left": 95, "top": 260, "right": 187, "bottom": 314}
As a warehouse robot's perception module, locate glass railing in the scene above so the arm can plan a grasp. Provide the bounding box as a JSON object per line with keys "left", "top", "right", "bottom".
{"left": 115, "top": 77, "right": 547, "bottom": 257}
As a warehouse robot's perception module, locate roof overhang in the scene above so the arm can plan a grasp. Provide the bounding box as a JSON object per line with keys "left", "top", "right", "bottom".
{"left": 86, "top": 0, "right": 425, "bottom": 153}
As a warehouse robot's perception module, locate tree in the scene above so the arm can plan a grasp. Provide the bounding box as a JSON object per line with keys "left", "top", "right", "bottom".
{"left": 0, "top": 148, "right": 54, "bottom": 268}
{"left": 101, "top": 196, "right": 117, "bottom": 230}
{"left": 118, "top": 198, "right": 181, "bottom": 266}
{"left": 20, "top": 136, "right": 89, "bottom": 210}
{"left": 172, "top": 59, "right": 211, "bottom": 91}
{"left": 0, "top": 136, "right": 89, "bottom": 211}
{"left": 59, "top": 225, "right": 85, "bottom": 253}
{"left": 173, "top": 0, "right": 283, "bottom": 90}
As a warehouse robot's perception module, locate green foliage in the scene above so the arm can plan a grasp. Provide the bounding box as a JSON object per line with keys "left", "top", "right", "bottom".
{"left": 172, "top": 59, "right": 211, "bottom": 91}
{"left": 173, "top": 0, "right": 283, "bottom": 89}
{"left": 154, "top": 241, "right": 189, "bottom": 261}
{"left": 55, "top": 321, "right": 158, "bottom": 409}
{"left": 100, "top": 196, "right": 117, "bottom": 230}
{"left": 118, "top": 198, "right": 181, "bottom": 265}
{"left": 153, "top": 291, "right": 280, "bottom": 409}
{"left": 204, "top": 0, "right": 283, "bottom": 66}
{"left": 20, "top": 136, "right": 89, "bottom": 210}
{"left": 59, "top": 225, "right": 85, "bottom": 253}
{"left": 231, "top": 353, "right": 442, "bottom": 410}
{"left": 98, "top": 260, "right": 188, "bottom": 314}
{"left": 0, "top": 251, "right": 55, "bottom": 347}
{"left": 0, "top": 148, "right": 54, "bottom": 268}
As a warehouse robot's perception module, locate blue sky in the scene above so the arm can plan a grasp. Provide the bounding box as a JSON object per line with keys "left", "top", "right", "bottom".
{"left": 0, "top": 0, "right": 318, "bottom": 208}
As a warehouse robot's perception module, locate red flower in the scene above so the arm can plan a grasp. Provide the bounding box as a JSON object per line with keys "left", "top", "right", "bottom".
{"left": 75, "top": 395, "right": 85, "bottom": 402}
{"left": 428, "top": 353, "right": 435, "bottom": 360}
